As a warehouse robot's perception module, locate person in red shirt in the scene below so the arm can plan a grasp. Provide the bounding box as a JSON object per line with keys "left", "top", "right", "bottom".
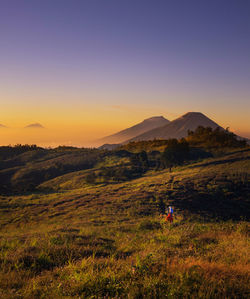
{"left": 166, "top": 212, "right": 173, "bottom": 223}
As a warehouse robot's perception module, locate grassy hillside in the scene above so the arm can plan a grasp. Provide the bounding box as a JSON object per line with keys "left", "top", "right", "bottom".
{"left": 1, "top": 128, "right": 246, "bottom": 194}
{"left": 0, "top": 147, "right": 249, "bottom": 298}
{"left": 0, "top": 146, "right": 112, "bottom": 193}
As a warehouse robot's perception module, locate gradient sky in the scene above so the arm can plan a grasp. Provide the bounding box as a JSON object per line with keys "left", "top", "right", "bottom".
{"left": 1, "top": 0, "right": 250, "bottom": 146}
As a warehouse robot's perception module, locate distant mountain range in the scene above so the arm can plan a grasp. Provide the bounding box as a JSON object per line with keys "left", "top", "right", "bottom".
{"left": 0, "top": 123, "right": 45, "bottom": 129}
{"left": 97, "top": 116, "right": 169, "bottom": 145}
{"left": 128, "top": 112, "right": 221, "bottom": 142}
{"left": 25, "top": 123, "right": 44, "bottom": 129}
{"left": 98, "top": 111, "right": 249, "bottom": 149}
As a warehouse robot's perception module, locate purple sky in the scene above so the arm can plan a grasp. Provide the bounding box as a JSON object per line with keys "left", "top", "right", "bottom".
{"left": 0, "top": 0, "right": 250, "bottom": 145}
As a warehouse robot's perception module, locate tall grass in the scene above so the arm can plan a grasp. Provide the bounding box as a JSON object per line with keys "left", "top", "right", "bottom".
{"left": 0, "top": 149, "right": 249, "bottom": 298}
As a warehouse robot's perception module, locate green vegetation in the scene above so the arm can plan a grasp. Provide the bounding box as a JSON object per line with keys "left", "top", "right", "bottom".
{"left": 187, "top": 126, "right": 247, "bottom": 149}
{"left": 120, "top": 126, "right": 247, "bottom": 153}
{"left": 0, "top": 130, "right": 249, "bottom": 298}
{"left": 161, "top": 139, "right": 189, "bottom": 172}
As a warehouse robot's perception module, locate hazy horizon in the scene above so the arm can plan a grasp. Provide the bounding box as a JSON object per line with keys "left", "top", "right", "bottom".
{"left": 1, "top": 0, "right": 250, "bottom": 146}
{"left": 0, "top": 110, "right": 249, "bottom": 148}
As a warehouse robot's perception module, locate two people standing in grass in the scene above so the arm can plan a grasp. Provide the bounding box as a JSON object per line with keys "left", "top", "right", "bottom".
{"left": 165, "top": 206, "right": 174, "bottom": 223}
{"left": 159, "top": 205, "right": 174, "bottom": 223}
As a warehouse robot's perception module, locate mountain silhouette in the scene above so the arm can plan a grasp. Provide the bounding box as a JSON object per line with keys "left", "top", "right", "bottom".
{"left": 25, "top": 123, "right": 45, "bottom": 129}
{"left": 97, "top": 116, "right": 169, "bottom": 145}
{"left": 127, "top": 112, "right": 222, "bottom": 142}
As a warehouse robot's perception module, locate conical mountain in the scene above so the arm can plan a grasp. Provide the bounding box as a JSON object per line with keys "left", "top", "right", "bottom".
{"left": 25, "top": 123, "right": 44, "bottom": 129}
{"left": 98, "top": 116, "right": 169, "bottom": 145}
{"left": 127, "top": 112, "right": 222, "bottom": 142}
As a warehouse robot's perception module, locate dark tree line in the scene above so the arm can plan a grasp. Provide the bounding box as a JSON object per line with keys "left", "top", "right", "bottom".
{"left": 0, "top": 144, "right": 40, "bottom": 160}
{"left": 187, "top": 126, "right": 247, "bottom": 148}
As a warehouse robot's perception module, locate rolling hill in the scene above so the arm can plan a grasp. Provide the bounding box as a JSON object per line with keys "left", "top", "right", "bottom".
{"left": 96, "top": 116, "right": 169, "bottom": 145}
{"left": 128, "top": 112, "right": 222, "bottom": 142}
{"left": 0, "top": 145, "right": 249, "bottom": 298}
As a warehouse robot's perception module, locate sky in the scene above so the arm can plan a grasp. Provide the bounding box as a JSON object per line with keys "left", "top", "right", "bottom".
{"left": 0, "top": 0, "right": 250, "bottom": 147}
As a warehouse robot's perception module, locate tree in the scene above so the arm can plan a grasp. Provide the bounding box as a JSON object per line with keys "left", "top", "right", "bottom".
{"left": 138, "top": 151, "right": 149, "bottom": 171}
{"left": 130, "top": 151, "right": 149, "bottom": 173}
{"left": 161, "top": 139, "right": 189, "bottom": 172}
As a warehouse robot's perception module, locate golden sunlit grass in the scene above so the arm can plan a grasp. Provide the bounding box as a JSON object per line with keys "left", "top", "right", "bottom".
{"left": 1, "top": 220, "right": 249, "bottom": 298}
{"left": 0, "top": 149, "right": 249, "bottom": 298}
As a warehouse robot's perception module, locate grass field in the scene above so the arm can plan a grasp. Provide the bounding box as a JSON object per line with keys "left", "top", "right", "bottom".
{"left": 0, "top": 148, "right": 249, "bottom": 298}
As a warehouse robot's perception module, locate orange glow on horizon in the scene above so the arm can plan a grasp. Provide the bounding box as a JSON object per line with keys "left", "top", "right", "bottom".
{"left": 1, "top": 93, "right": 250, "bottom": 147}
{"left": 1, "top": 109, "right": 249, "bottom": 148}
